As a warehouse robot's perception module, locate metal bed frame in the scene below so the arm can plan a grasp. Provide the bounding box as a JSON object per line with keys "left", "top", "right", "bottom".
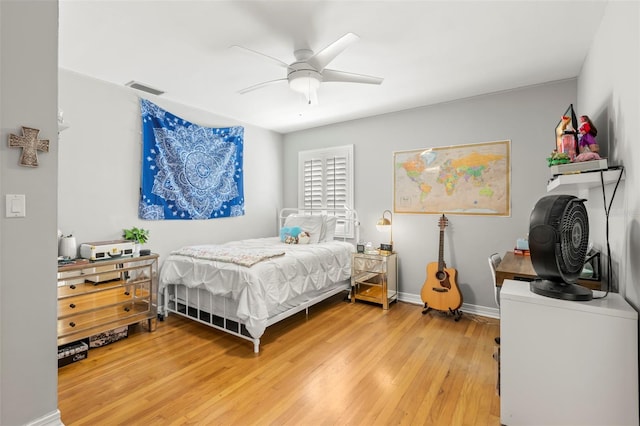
{"left": 161, "top": 208, "right": 359, "bottom": 353}
{"left": 163, "top": 283, "right": 350, "bottom": 353}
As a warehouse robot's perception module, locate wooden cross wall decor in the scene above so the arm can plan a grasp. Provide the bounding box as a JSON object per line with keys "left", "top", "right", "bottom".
{"left": 8, "top": 126, "right": 50, "bottom": 167}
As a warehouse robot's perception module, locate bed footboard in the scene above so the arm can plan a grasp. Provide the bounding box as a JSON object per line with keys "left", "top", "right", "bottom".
{"left": 162, "top": 281, "right": 350, "bottom": 353}
{"left": 162, "top": 284, "right": 261, "bottom": 353}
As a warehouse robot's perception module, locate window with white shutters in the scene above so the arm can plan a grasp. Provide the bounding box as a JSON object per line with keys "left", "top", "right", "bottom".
{"left": 298, "top": 145, "right": 354, "bottom": 237}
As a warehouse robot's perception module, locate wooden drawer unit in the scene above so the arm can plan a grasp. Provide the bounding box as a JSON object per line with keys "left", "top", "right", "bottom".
{"left": 57, "top": 254, "right": 159, "bottom": 346}
{"left": 351, "top": 252, "right": 397, "bottom": 309}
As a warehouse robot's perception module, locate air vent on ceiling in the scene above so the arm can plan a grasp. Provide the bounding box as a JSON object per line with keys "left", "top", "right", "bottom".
{"left": 125, "top": 81, "right": 165, "bottom": 96}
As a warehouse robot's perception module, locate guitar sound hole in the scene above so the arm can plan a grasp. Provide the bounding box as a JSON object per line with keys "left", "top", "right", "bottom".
{"left": 436, "top": 271, "right": 447, "bottom": 281}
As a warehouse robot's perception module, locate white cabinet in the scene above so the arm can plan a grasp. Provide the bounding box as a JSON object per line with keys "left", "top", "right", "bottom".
{"left": 500, "top": 280, "right": 638, "bottom": 425}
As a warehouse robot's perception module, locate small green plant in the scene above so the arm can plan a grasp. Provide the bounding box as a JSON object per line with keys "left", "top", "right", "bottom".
{"left": 547, "top": 151, "right": 571, "bottom": 167}
{"left": 122, "top": 227, "right": 149, "bottom": 244}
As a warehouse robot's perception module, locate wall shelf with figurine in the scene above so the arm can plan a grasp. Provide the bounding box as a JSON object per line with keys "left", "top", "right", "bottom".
{"left": 549, "top": 106, "right": 624, "bottom": 193}
{"left": 547, "top": 167, "right": 624, "bottom": 193}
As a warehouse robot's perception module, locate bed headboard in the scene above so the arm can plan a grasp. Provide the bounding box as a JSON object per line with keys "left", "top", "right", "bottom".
{"left": 279, "top": 207, "right": 360, "bottom": 243}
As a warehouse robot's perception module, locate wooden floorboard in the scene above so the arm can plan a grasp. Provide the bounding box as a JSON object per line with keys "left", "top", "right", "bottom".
{"left": 58, "top": 294, "right": 501, "bottom": 425}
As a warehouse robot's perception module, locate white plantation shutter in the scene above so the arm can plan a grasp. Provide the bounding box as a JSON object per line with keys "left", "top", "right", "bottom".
{"left": 326, "top": 156, "right": 348, "bottom": 208}
{"left": 303, "top": 158, "right": 323, "bottom": 209}
{"left": 298, "top": 145, "right": 354, "bottom": 237}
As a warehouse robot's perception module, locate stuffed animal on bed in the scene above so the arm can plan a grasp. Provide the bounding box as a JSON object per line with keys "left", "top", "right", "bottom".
{"left": 280, "top": 227, "right": 311, "bottom": 244}
{"left": 297, "top": 231, "right": 310, "bottom": 244}
{"left": 280, "top": 226, "right": 299, "bottom": 241}
{"left": 281, "top": 226, "right": 304, "bottom": 244}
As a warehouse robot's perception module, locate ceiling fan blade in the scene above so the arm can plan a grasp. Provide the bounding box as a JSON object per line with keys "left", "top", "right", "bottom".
{"left": 307, "top": 32, "right": 359, "bottom": 71}
{"left": 321, "top": 69, "right": 384, "bottom": 85}
{"left": 230, "top": 45, "right": 289, "bottom": 68}
{"left": 238, "top": 78, "right": 287, "bottom": 94}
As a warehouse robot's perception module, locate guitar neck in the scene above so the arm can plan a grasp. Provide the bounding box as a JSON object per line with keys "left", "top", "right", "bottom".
{"left": 438, "top": 228, "right": 445, "bottom": 270}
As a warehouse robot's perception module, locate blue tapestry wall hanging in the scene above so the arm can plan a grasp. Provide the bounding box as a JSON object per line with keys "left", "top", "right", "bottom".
{"left": 139, "top": 99, "right": 244, "bottom": 220}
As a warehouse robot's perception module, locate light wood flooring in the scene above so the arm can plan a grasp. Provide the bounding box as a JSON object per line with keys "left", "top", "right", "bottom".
{"left": 58, "top": 294, "right": 501, "bottom": 425}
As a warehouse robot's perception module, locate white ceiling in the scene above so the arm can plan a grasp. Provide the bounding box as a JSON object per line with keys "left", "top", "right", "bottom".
{"left": 59, "top": 0, "right": 608, "bottom": 134}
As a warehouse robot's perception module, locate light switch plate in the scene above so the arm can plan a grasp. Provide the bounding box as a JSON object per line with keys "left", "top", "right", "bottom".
{"left": 6, "top": 194, "right": 26, "bottom": 218}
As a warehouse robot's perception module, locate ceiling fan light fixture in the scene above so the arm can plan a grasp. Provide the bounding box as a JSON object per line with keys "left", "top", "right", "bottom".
{"left": 289, "top": 70, "right": 320, "bottom": 105}
{"left": 235, "top": 33, "right": 382, "bottom": 106}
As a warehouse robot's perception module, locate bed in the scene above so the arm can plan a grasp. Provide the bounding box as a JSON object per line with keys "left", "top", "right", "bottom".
{"left": 159, "top": 208, "right": 359, "bottom": 353}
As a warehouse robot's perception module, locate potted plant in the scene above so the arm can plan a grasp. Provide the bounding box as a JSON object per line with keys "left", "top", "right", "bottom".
{"left": 122, "top": 226, "right": 149, "bottom": 255}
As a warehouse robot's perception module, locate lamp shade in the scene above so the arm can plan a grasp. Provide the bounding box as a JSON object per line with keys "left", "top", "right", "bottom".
{"left": 376, "top": 210, "right": 393, "bottom": 250}
{"left": 376, "top": 217, "right": 391, "bottom": 231}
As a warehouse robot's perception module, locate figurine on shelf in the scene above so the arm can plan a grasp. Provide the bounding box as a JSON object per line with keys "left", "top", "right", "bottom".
{"left": 556, "top": 115, "right": 577, "bottom": 161}
{"left": 575, "top": 115, "right": 602, "bottom": 162}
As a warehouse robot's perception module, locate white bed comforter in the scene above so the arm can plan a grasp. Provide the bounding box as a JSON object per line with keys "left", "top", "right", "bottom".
{"left": 159, "top": 237, "right": 354, "bottom": 337}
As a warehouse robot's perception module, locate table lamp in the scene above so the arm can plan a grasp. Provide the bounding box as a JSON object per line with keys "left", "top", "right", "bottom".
{"left": 376, "top": 210, "right": 393, "bottom": 254}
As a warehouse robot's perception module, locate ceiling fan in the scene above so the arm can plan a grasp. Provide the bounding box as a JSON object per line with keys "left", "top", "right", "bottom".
{"left": 233, "top": 32, "right": 383, "bottom": 105}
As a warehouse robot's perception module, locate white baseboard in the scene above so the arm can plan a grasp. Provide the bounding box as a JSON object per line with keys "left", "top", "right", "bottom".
{"left": 27, "top": 409, "right": 63, "bottom": 426}
{"left": 397, "top": 292, "right": 500, "bottom": 319}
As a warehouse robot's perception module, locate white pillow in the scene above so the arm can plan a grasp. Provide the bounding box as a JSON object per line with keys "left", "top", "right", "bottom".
{"left": 322, "top": 216, "right": 337, "bottom": 242}
{"left": 283, "top": 215, "right": 324, "bottom": 244}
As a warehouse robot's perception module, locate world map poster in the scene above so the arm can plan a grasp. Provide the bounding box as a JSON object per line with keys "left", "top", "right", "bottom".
{"left": 394, "top": 140, "right": 510, "bottom": 216}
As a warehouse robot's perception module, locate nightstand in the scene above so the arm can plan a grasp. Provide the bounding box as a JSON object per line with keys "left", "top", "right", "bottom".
{"left": 351, "top": 252, "right": 397, "bottom": 309}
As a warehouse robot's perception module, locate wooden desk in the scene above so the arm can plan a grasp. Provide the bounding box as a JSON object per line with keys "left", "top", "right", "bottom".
{"left": 495, "top": 251, "right": 601, "bottom": 290}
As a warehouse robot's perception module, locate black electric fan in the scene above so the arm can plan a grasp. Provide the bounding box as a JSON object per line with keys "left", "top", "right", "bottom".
{"left": 528, "top": 194, "right": 593, "bottom": 301}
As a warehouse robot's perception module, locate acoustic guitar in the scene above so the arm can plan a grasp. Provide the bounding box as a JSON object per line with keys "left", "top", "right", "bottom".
{"left": 421, "top": 214, "right": 463, "bottom": 320}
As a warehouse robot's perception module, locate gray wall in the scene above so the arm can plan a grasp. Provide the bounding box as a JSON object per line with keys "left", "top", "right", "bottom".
{"left": 58, "top": 70, "right": 285, "bottom": 263}
{"left": 0, "top": 1, "right": 59, "bottom": 425}
{"left": 284, "top": 80, "right": 578, "bottom": 314}
{"left": 577, "top": 0, "right": 639, "bottom": 308}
